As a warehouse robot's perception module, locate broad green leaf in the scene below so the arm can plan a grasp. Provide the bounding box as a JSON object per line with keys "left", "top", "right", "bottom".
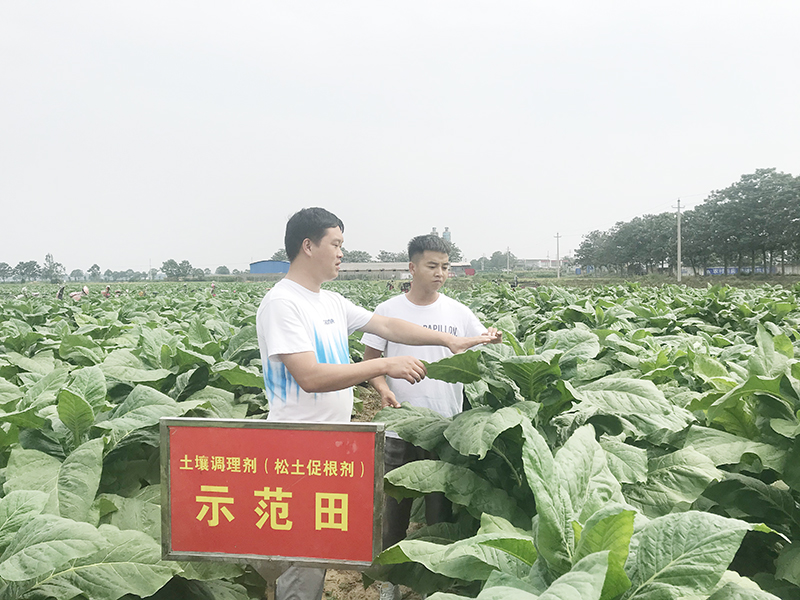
{"left": 97, "top": 491, "right": 161, "bottom": 541}
{"left": 0, "top": 513, "right": 104, "bottom": 581}
{"left": 536, "top": 551, "right": 609, "bottom": 600}
{"left": 444, "top": 405, "right": 530, "bottom": 459}
{"left": 598, "top": 437, "right": 647, "bottom": 485}
{"left": 59, "top": 334, "right": 103, "bottom": 365}
{"left": 541, "top": 327, "right": 601, "bottom": 365}
{"left": 94, "top": 385, "right": 206, "bottom": 448}
{"left": 5, "top": 350, "right": 55, "bottom": 375}
{"left": 0, "top": 377, "right": 22, "bottom": 405}
{"left": 3, "top": 448, "right": 61, "bottom": 514}
{"left": 16, "top": 524, "right": 180, "bottom": 600}
{"left": 554, "top": 425, "right": 625, "bottom": 523}
{"left": 425, "top": 350, "right": 483, "bottom": 384}
{"left": 376, "top": 404, "right": 451, "bottom": 451}
{"left": 623, "top": 447, "right": 721, "bottom": 518}
{"left": 57, "top": 438, "right": 104, "bottom": 523}
{"left": 212, "top": 360, "right": 265, "bottom": 388}
{"left": 385, "top": 460, "right": 528, "bottom": 528}
{"left": 557, "top": 377, "right": 695, "bottom": 444}
{"left": 684, "top": 425, "right": 786, "bottom": 472}
{"left": 706, "top": 374, "right": 787, "bottom": 425}
{"left": 574, "top": 507, "right": 634, "bottom": 600}
{"left": 501, "top": 352, "right": 562, "bottom": 402}
{"left": 21, "top": 368, "right": 70, "bottom": 410}
{"left": 623, "top": 512, "right": 751, "bottom": 600}
{"left": 519, "top": 419, "right": 573, "bottom": 573}
{"left": 0, "top": 491, "right": 49, "bottom": 554}
{"left": 222, "top": 325, "right": 259, "bottom": 361}
{"left": 703, "top": 473, "right": 798, "bottom": 533}
{"left": 101, "top": 349, "right": 172, "bottom": 383}
{"left": 69, "top": 365, "right": 109, "bottom": 413}
{"left": 57, "top": 388, "right": 95, "bottom": 445}
{"left": 379, "top": 532, "right": 534, "bottom": 581}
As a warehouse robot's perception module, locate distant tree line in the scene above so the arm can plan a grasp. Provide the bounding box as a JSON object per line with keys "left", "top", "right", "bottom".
{"left": 0, "top": 255, "right": 234, "bottom": 283}
{"left": 268, "top": 244, "right": 462, "bottom": 264}
{"left": 575, "top": 169, "right": 800, "bottom": 275}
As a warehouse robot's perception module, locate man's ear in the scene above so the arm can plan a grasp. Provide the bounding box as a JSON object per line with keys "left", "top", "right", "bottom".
{"left": 408, "top": 261, "right": 416, "bottom": 276}
{"left": 301, "top": 238, "right": 314, "bottom": 256}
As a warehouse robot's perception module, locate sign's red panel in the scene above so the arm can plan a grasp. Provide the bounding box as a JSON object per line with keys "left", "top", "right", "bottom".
{"left": 165, "top": 423, "right": 379, "bottom": 564}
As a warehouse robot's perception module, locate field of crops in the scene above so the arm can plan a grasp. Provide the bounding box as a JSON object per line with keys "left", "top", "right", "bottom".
{"left": 1, "top": 280, "right": 800, "bottom": 600}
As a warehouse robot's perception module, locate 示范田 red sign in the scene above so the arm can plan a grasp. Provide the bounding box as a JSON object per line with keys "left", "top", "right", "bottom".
{"left": 160, "top": 418, "right": 384, "bottom": 568}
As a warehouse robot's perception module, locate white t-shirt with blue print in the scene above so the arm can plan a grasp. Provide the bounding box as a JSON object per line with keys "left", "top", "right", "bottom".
{"left": 256, "top": 278, "right": 372, "bottom": 423}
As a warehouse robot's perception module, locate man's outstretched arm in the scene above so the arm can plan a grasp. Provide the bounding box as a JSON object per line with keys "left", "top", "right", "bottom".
{"left": 361, "top": 314, "right": 501, "bottom": 354}
{"left": 278, "top": 351, "right": 427, "bottom": 394}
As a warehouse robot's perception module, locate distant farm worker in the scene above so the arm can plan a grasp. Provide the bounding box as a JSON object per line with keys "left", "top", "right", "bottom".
{"left": 361, "top": 234, "right": 503, "bottom": 600}
{"left": 255, "top": 208, "right": 499, "bottom": 600}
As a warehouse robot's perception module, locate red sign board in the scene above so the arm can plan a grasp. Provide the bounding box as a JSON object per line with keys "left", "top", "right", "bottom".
{"left": 160, "top": 418, "right": 384, "bottom": 568}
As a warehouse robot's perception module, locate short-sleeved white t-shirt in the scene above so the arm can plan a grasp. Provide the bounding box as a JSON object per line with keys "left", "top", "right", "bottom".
{"left": 256, "top": 278, "right": 372, "bottom": 423}
{"left": 361, "top": 293, "right": 486, "bottom": 427}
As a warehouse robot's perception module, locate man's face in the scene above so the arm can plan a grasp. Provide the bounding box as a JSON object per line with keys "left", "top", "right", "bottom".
{"left": 310, "top": 227, "right": 344, "bottom": 281}
{"left": 409, "top": 250, "right": 449, "bottom": 292}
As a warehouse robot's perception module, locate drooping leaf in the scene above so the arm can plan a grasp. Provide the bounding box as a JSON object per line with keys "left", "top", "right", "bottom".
{"left": 623, "top": 512, "right": 751, "bottom": 600}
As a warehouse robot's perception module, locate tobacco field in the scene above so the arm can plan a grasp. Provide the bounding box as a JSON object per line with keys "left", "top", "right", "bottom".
{"left": 1, "top": 281, "right": 800, "bottom": 599}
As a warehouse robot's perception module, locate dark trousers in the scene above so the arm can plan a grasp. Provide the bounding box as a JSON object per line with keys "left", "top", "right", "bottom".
{"left": 383, "top": 437, "right": 452, "bottom": 549}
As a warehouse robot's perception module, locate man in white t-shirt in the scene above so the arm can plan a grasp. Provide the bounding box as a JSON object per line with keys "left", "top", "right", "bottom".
{"left": 361, "top": 234, "right": 501, "bottom": 600}
{"left": 256, "top": 209, "right": 499, "bottom": 600}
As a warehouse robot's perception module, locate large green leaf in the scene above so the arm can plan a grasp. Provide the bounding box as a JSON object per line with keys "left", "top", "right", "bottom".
{"left": 622, "top": 447, "right": 721, "bottom": 518}
{"left": 57, "top": 388, "right": 95, "bottom": 446}
{"left": 519, "top": 419, "right": 573, "bottom": 573}
{"left": 94, "top": 385, "right": 206, "bottom": 448}
{"left": 0, "top": 513, "right": 104, "bottom": 581}
{"left": 376, "top": 404, "right": 451, "bottom": 452}
{"left": 0, "top": 491, "right": 49, "bottom": 554}
{"left": 385, "top": 460, "right": 528, "bottom": 528}
{"left": 684, "top": 425, "right": 787, "bottom": 472}
{"left": 623, "top": 512, "right": 751, "bottom": 600}
{"left": 57, "top": 438, "right": 105, "bottom": 523}
{"left": 444, "top": 405, "right": 531, "bottom": 460}
{"left": 3, "top": 448, "right": 61, "bottom": 514}
{"left": 501, "top": 352, "right": 562, "bottom": 402}
{"left": 598, "top": 437, "right": 647, "bottom": 485}
{"left": 424, "top": 350, "right": 483, "bottom": 384}
{"left": 100, "top": 349, "right": 172, "bottom": 383}
{"left": 69, "top": 365, "right": 109, "bottom": 413}
{"left": 379, "top": 532, "right": 535, "bottom": 581}
{"left": 11, "top": 524, "right": 180, "bottom": 600}
{"left": 556, "top": 377, "right": 695, "bottom": 444}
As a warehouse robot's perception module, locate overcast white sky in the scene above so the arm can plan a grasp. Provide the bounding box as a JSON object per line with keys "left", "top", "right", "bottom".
{"left": 2, "top": 1, "right": 799, "bottom": 274}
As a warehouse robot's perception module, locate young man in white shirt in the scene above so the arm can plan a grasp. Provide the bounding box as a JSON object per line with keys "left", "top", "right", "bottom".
{"left": 361, "top": 234, "right": 502, "bottom": 600}
{"left": 256, "top": 209, "right": 498, "bottom": 600}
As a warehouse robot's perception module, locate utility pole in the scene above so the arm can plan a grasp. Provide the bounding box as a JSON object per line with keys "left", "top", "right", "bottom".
{"left": 506, "top": 247, "right": 510, "bottom": 271}
{"left": 675, "top": 199, "right": 682, "bottom": 283}
{"left": 555, "top": 232, "right": 562, "bottom": 279}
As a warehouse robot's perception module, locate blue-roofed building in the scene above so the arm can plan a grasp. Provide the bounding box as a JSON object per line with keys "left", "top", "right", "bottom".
{"left": 250, "top": 260, "right": 290, "bottom": 275}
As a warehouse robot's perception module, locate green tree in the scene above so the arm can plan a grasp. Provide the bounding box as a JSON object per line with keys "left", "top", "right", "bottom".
{"left": 161, "top": 259, "right": 180, "bottom": 280}
{"left": 178, "top": 260, "right": 193, "bottom": 278}
{"left": 13, "top": 260, "right": 41, "bottom": 283}
{"left": 270, "top": 249, "right": 288, "bottom": 261}
{"left": 448, "top": 243, "right": 464, "bottom": 262}
{"left": 342, "top": 249, "right": 373, "bottom": 263}
{"left": 377, "top": 250, "right": 409, "bottom": 262}
{"left": 192, "top": 268, "right": 206, "bottom": 280}
{"left": 69, "top": 269, "right": 84, "bottom": 281}
{"left": 0, "top": 262, "right": 11, "bottom": 281}
{"left": 215, "top": 265, "right": 230, "bottom": 275}
{"left": 87, "top": 264, "right": 101, "bottom": 281}
{"left": 41, "top": 253, "right": 66, "bottom": 283}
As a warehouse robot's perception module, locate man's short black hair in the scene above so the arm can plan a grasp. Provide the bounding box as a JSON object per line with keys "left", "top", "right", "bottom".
{"left": 284, "top": 208, "right": 345, "bottom": 261}
{"left": 408, "top": 234, "right": 451, "bottom": 263}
